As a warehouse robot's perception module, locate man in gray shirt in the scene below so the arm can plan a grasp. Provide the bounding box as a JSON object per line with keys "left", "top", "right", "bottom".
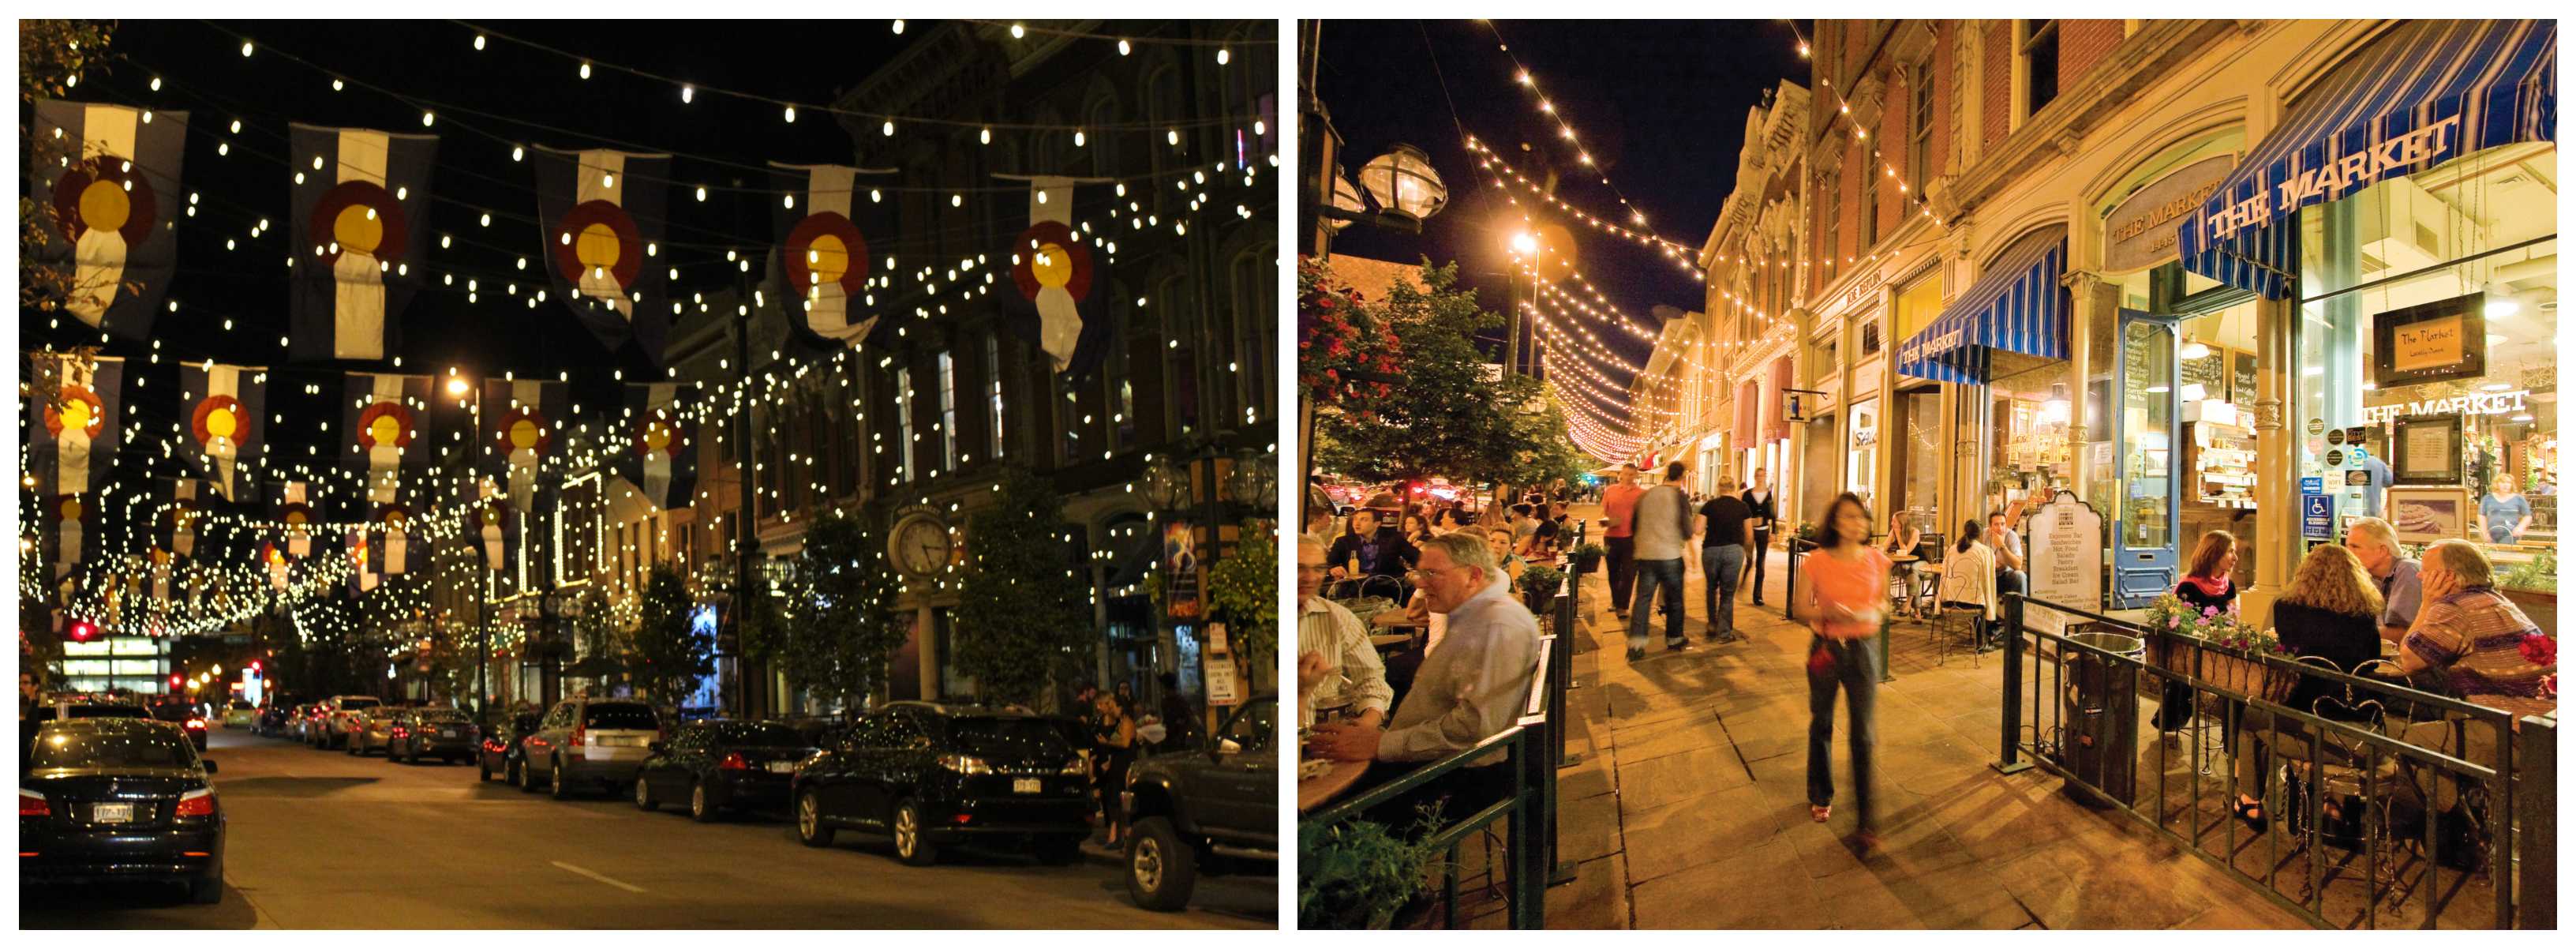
{"left": 2344, "top": 516, "right": 2423, "bottom": 643}
{"left": 1309, "top": 532, "right": 1539, "bottom": 825}
{"left": 1627, "top": 460, "right": 1696, "bottom": 661}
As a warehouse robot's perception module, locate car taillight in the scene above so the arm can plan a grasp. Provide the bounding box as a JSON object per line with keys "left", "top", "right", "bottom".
{"left": 391, "top": 727, "right": 408, "bottom": 737}
{"left": 719, "top": 752, "right": 750, "bottom": 771}
{"left": 186, "top": 718, "right": 206, "bottom": 730}
{"left": 1059, "top": 758, "right": 1088, "bottom": 775}
{"left": 175, "top": 788, "right": 216, "bottom": 818}
{"left": 572, "top": 724, "right": 587, "bottom": 747}
{"left": 935, "top": 753, "right": 992, "bottom": 775}
{"left": 19, "top": 790, "right": 49, "bottom": 817}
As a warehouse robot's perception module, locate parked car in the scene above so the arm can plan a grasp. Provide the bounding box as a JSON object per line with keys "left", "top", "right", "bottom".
{"left": 518, "top": 698, "right": 663, "bottom": 799}
{"left": 253, "top": 702, "right": 297, "bottom": 738}
{"left": 634, "top": 719, "right": 815, "bottom": 822}
{"left": 317, "top": 695, "right": 384, "bottom": 750}
{"left": 790, "top": 702, "right": 1090, "bottom": 866}
{"left": 345, "top": 707, "right": 402, "bottom": 756}
{"left": 1121, "top": 694, "right": 1279, "bottom": 911}
{"left": 220, "top": 701, "right": 259, "bottom": 730}
{"left": 148, "top": 702, "right": 209, "bottom": 752}
{"left": 477, "top": 711, "right": 544, "bottom": 784}
{"left": 386, "top": 707, "right": 478, "bottom": 764}
{"left": 19, "top": 717, "right": 227, "bottom": 904}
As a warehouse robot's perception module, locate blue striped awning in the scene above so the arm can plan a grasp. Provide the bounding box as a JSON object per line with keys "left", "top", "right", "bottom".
{"left": 1895, "top": 225, "right": 2067, "bottom": 385}
{"left": 2177, "top": 20, "right": 2557, "bottom": 299}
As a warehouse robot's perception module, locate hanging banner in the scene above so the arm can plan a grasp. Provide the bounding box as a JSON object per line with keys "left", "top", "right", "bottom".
{"left": 28, "top": 101, "right": 189, "bottom": 339}
{"left": 270, "top": 480, "right": 318, "bottom": 558}
{"left": 343, "top": 372, "right": 432, "bottom": 519}
{"left": 481, "top": 378, "right": 567, "bottom": 516}
{"left": 43, "top": 492, "right": 96, "bottom": 576}
{"left": 1000, "top": 176, "right": 1113, "bottom": 377}
{"left": 620, "top": 382, "right": 697, "bottom": 510}
{"left": 534, "top": 146, "right": 672, "bottom": 362}
{"left": 178, "top": 362, "right": 267, "bottom": 501}
{"left": 29, "top": 353, "right": 123, "bottom": 573}
{"left": 347, "top": 529, "right": 378, "bottom": 593}
{"left": 374, "top": 504, "right": 412, "bottom": 576}
{"left": 473, "top": 482, "right": 515, "bottom": 572}
{"left": 769, "top": 162, "right": 893, "bottom": 349}
{"left": 287, "top": 124, "right": 438, "bottom": 362}
{"left": 153, "top": 478, "right": 206, "bottom": 560}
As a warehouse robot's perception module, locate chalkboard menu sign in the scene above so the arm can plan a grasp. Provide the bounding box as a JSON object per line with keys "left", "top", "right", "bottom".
{"left": 2181, "top": 346, "right": 2226, "bottom": 398}
{"left": 2230, "top": 349, "right": 2257, "bottom": 404}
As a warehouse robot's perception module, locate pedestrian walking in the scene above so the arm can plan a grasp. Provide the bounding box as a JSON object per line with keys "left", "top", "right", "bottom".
{"left": 1602, "top": 463, "right": 1644, "bottom": 620}
{"left": 1092, "top": 692, "right": 1137, "bottom": 846}
{"left": 1698, "top": 476, "right": 1754, "bottom": 644}
{"left": 1626, "top": 460, "right": 1697, "bottom": 661}
{"left": 1798, "top": 492, "right": 1890, "bottom": 851}
{"left": 1743, "top": 469, "right": 1779, "bottom": 605}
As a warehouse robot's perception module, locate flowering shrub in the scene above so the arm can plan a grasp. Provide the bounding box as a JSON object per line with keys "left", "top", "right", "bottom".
{"left": 1297, "top": 257, "right": 1401, "bottom": 419}
{"left": 2518, "top": 631, "right": 2556, "bottom": 668}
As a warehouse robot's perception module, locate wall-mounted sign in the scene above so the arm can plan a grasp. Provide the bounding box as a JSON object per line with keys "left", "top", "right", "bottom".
{"left": 2301, "top": 493, "right": 2335, "bottom": 540}
{"left": 2372, "top": 293, "right": 2487, "bottom": 388}
{"left": 2393, "top": 414, "right": 2466, "bottom": 486}
{"left": 2106, "top": 155, "right": 2235, "bottom": 272}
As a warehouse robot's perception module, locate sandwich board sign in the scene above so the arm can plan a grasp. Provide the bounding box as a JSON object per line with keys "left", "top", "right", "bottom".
{"left": 2026, "top": 493, "right": 2106, "bottom": 636}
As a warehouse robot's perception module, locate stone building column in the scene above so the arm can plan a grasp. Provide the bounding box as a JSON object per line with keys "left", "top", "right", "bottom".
{"left": 2244, "top": 293, "right": 2295, "bottom": 626}
{"left": 2060, "top": 269, "right": 2116, "bottom": 506}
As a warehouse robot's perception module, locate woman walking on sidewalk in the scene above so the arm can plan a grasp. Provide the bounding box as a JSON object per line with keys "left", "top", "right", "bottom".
{"left": 1798, "top": 492, "right": 1892, "bottom": 851}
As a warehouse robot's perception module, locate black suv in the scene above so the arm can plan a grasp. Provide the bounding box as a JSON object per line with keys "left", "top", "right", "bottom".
{"left": 1121, "top": 694, "right": 1278, "bottom": 910}
{"left": 790, "top": 702, "right": 1090, "bottom": 866}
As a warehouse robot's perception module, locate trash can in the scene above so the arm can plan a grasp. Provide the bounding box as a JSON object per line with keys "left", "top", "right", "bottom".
{"left": 2057, "top": 631, "right": 2142, "bottom": 808}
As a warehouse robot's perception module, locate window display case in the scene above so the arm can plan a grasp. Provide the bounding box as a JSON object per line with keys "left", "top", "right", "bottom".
{"left": 2185, "top": 400, "right": 2256, "bottom": 509}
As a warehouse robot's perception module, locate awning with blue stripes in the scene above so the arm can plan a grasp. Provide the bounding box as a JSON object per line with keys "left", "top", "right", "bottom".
{"left": 2177, "top": 20, "right": 2557, "bottom": 299}
{"left": 1895, "top": 225, "right": 2067, "bottom": 385}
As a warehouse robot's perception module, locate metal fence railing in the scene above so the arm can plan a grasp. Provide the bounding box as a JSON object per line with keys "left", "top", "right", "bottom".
{"left": 1994, "top": 592, "right": 2554, "bottom": 928}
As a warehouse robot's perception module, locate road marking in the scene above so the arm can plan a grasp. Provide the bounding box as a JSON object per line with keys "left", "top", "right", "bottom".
{"left": 549, "top": 861, "right": 647, "bottom": 893}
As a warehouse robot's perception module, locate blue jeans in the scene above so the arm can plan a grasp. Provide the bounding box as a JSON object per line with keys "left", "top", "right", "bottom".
{"left": 1702, "top": 545, "right": 1745, "bottom": 640}
{"left": 1807, "top": 636, "right": 1880, "bottom": 831}
{"left": 1627, "top": 558, "right": 1686, "bottom": 651}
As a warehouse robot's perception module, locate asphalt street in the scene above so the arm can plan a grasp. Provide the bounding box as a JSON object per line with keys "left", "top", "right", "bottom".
{"left": 20, "top": 726, "right": 1273, "bottom": 928}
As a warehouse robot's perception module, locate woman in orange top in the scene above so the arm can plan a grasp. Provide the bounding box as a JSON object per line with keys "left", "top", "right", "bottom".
{"left": 1797, "top": 492, "right": 1893, "bottom": 850}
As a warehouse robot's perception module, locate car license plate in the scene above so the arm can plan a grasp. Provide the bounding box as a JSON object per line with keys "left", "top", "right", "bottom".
{"left": 766, "top": 760, "right": 796, "bottom": 774}
{"left": 443, "top": 727, "right": 462, "bottom": 737}
{"left": 598, "top": 735, "right": 644, "bottom": 747}
{"left": 1012, "top": 778, "right": 1042, "bottom": 794}
{"left": 92, "top": 803, "right": 133, "bottom": 823}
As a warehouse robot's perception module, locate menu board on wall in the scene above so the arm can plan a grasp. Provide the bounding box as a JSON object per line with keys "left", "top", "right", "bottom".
{"left": 2373, "top": 294, "right": 2488, "bottom": 388}
{"left": 2180, "top": 347, "right": 2226, "bottom": 399}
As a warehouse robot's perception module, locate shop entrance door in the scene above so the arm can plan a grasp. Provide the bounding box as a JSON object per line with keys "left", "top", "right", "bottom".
{"left": 2113, "top": 309, "right": 2181, "bottom": 607}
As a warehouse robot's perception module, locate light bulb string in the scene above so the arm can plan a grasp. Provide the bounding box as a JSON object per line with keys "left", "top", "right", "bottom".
{"left": 951, "top": 20, "right": 1271, "bottom": 48}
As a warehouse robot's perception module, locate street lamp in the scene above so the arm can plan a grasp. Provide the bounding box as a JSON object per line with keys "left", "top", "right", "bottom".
{"left": 1227, "top": 448, "right": 1278, "bottom": 514}
{"left": 1355, "top": 143, "right": 1447, "bottom": 228}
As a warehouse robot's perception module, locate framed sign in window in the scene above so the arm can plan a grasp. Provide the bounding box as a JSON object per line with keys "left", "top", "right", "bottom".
{"left": 2372, "top": 294, "right": 2486, "bottom": 388}
{"left": 2391, "top": 414, "right": 2464, "bottom": 486}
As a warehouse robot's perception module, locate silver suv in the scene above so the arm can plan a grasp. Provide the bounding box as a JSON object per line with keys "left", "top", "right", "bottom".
{"left": 314, "top": 695, "right": 382, "bottom": 749}
{"left": 517, "top": 698, "right": 662, "bottom": 800}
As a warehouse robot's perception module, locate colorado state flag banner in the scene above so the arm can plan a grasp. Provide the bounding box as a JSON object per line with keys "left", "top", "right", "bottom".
{"left": 619, "top": 382, "right": 696, "bottom": 511}
{"left": 769, "top": 162, "right": 893, "bottom": 349}
{"left": 342, "top": 373, "right": 432, "bottom": 520}
{"left": 288, "top": 124, "right": 439, "bottom": 362}
{"left": 481, "top": 379, "right": 568, "bottom": 517}
{"left": 178, "top": 362, "right": 267, "bottom": 501}
{"left": 1000, "top": 177, "right": 1112, "bottom": 377}
{"left": 268, "top": 479, "right": 319, "bottom": 558}
{"left": 28, "top": 353, "right": 123, "bottom": 572}
{"left": 28, "top": 101, "right": 188, "bottom": 339}
{"left": 472, "top": 479, "right": 517, "bottom": 573}
{"left": 534, "top": 146, "right": 672, "bottom": 362}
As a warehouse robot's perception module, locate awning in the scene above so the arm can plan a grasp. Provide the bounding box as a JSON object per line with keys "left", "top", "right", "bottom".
{"left": 1896, "top": 225, "right": 2068, "bottom": 384}
{"left": 2177, "top": 20, "right": 2556, "bottom": 299}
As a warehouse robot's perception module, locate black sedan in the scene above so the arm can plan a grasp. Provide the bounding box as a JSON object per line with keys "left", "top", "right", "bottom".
{"left": 387, "top": 708, "right": 479, "bottom": 764}
{"left": 791, "top": 702, "right": 1091, "bottom": 866}
{"left": 148, "top": 703, "right": 209, "bottom": 752}
{"left": 20, "top": 718, "right": 226, "bottom": 904}
{"left": 475, "top": 711, "right": 543, "bottom": 785}
{"left": 633, "top": 720, "right": 815, "bottom": 822}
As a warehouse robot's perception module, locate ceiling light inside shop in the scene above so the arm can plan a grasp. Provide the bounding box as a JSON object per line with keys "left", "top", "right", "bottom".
{"left": 2487, "top": 333, "right": 2507, "bottom": 345}
{"left": 2510, "top": 414, "right": 2535, "bottom": 422}
{"left": 2485, "top": 297, "right": 2520, "bottom": 318}
{"left": 2178, "top": 341, "right": 2211, "bottom": 361}
{"left": 2481, "top": 381, "right": 2514, "bottom": 392}
{"left": 2146, "top": 384, "right": 2171, "bottom": 393}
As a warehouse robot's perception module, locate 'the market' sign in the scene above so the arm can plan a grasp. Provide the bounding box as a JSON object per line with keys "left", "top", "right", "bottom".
{"left": 2106, "top": 156, "right": 2233, "bottom": 272}
{"left": 2360, "top": 388, "right": 2529, "bottom": 426}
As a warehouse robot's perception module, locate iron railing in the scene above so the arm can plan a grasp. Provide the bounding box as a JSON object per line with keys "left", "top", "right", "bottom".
{"left": 1994, "top": 592, "right": 2553, "bottom": 928}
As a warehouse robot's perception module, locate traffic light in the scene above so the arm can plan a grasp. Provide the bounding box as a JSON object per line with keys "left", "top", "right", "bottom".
{"left": 249, "top": 659, "right": 263, "bottom": 673}
{"left": 169, "top": 673, "right": 185, "bottom": 689}
{"left": 67, "top": 619, "right": 97, "bottom": 642}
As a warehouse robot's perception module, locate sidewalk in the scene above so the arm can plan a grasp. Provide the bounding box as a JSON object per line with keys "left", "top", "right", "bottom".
{"left": 1464, "top": 506, "right": 2308, "bottom": 928}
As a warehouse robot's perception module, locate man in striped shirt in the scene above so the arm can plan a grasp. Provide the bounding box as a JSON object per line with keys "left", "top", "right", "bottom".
{"left": 1297, "top": 535, "right": 1391, "bottom": 730}
{"left": 2387, "top": 540, "right": 2555, "bottom": 718}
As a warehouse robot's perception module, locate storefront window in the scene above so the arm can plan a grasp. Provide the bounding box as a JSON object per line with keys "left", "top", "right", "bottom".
{"left": 2296, "top": 143, "right": 2557, "bottom": 582}
{"left": 1848, "top": 398, "right": 1880, "bottom": 513}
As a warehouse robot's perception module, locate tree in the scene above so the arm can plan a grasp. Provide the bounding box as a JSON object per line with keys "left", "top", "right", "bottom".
{"left": 955, "top": 466, "right": 1094, "bottom": 707}
{"left": 777, "top": 512, "right": 907, "bottom": 712}
{"left": 1312, "top": 261, "right": 1558, "bottom": 489}
{"left": 627, "top": 565, "right": 713, "bottom": 710}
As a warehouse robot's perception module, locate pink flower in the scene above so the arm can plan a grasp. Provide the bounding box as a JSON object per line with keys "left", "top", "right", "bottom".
{"left": 2202, "top": 606, "right": 2218, "bottom": 617}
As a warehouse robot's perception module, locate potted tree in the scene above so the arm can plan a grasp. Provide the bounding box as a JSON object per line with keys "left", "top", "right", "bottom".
{"left": 1518, "top": 564, "right": 1566, "bottom": 613}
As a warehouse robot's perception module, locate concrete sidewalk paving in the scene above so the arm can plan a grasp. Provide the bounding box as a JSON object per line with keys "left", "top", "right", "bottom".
{"left": 1447, "top": 509, "right": 2308, "bottom": 928}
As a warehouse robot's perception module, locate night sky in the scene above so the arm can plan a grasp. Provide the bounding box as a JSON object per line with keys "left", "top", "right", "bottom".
{"left": 1313, "top": 19, "right": 1809, "bottom": 373}
{"left": 36, "top": 19, "right": 932, "bottom": 465}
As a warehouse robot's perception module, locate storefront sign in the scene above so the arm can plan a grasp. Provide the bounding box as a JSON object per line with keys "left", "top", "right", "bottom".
{"left": 1163, "top": 520, "right": 1201, "bottom": 620}
{"left": 2204, "top": 116, "right": 2462, "bottom": 242}
{"left": 1202, "top": 623, "right": 1240, "bottom": 707}
{"left": 2302, "top": 493, "right": 2335, "bottom": 540}
{"left": 2360, "top": 388, "right": 2528, "bottom": 426}
{"left": 2025, "top": 493, "right": 2106, "bottom": 636}
{"left": 2106, "top": 156, "right": 2233, "bottom": 272}
{"left": 1840, "top": 270, "right": 1885, "bottom": 313}
{"left": 2306, "top": 418, "right": 2326, "bottom": 437}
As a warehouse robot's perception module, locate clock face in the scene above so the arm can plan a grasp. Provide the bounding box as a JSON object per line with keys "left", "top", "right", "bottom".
{"left": 892, "top": 519, "right": 951, "bottom": 576}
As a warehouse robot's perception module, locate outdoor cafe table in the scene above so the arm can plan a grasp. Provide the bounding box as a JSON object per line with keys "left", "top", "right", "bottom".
{"left": 1298, "top": 756, "right": 1371, "bottom": 812}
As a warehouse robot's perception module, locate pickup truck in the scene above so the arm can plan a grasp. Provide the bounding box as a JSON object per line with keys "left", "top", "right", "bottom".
{"left": 1119, "top": 694, "right": 1277, "bottom": 911}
